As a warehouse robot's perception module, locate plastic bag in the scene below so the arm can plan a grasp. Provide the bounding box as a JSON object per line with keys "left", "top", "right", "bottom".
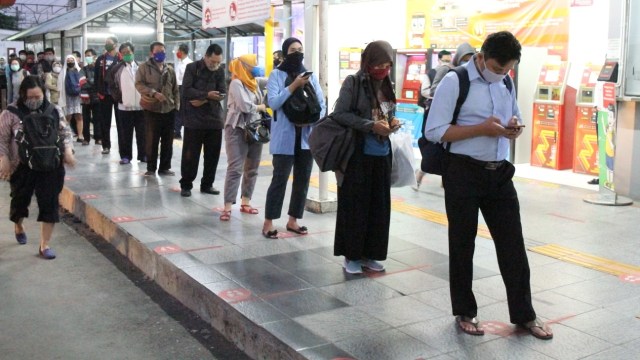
{"left": 389, "top": 132, "right": 417, "bottom": 188}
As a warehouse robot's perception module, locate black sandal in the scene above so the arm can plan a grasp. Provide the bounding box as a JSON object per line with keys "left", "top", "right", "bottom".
{"left": 262, "top": 229, "right": 278, "bottom": 239}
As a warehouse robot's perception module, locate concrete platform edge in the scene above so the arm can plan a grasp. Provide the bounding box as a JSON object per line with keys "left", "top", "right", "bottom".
{"left": 59, "top": 187, "right": 307, "bottom": 360}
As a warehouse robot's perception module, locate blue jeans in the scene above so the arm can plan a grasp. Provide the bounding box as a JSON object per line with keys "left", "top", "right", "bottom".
{"left": 264, "top": 149, "right": 313, "bottom": 220}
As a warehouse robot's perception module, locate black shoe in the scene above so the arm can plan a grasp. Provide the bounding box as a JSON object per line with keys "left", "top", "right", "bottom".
{"left": 200, "top": 187, "right": 220, "bottom": 195}
{"left": 144, "top": 171, "right": 155, "bottom": 176}
{"left": 101, "top": 148, "right": 110, "bottom": 154}
{"left": 180, "top": 189, "right": 191, "bottom": 197}
{"left": 174, "top": 133, "right": 182, "bottom": 140}
{"left": 158, "top": 169, "right": 175, "bottom": 176}
{"left": 587, "top": 178, "right": 599, "bottom": 185}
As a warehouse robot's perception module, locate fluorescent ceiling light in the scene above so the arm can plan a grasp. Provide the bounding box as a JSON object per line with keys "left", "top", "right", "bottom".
{"left": 109, "top": 26, "right": 155, "bottom": 35}
{"left": 86, "top": 32, "right": 115, "bottom": 38}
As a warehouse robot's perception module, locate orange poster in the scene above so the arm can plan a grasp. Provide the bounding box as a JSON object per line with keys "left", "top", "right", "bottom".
{"left": 406, "top": 0, "right": 570, "bottom": 59}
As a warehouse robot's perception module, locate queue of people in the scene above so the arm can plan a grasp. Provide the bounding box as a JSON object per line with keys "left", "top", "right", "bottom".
{"left": 0, "top": 31, "right": 552, "bottom": 341}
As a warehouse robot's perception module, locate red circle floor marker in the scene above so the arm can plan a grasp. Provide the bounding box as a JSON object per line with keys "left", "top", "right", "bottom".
{"left": 169, "top": 186, "right": 181, "bottom": 192}
{"left": 619, "top": 273, "right": 640, "bottom": 284}
{"left": 81, "top": 194, "right": 98, "bottom": 200}
{"left": 482, "top": 320, "right": 512, "bottom": 336}
{"left": 112, "top": 216, "right": 135, "bottom": 223}
{"left": 218, "top": 288, "right": 252, "bottom": 303}
{"left": 154, "top": 244, "right": 182, "bottom": 255}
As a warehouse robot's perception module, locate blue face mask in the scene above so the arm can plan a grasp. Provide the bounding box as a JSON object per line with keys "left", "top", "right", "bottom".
{"left": 153, "top": 51, "right": 166, "bottom": 63}
{"left": 251, "top": 66, "right": 264, "bottom": 78}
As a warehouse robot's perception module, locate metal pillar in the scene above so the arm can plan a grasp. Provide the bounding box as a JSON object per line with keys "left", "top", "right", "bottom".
{"left": 156, "top": 0, "right": 164, "bottom": 43}
{"left": 305, "top": 0, "right": 337, "bottom": 214}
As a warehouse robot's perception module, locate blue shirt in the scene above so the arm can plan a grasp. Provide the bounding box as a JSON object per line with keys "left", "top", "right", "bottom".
{"left": 266, "top": 69, "right": 326, "bottom": 155}
{"left": 424, "top": 57, "right": 520, "bottom": 162}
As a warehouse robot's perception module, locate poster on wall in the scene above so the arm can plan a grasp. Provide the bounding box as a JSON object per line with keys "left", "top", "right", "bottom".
{"left": 202, "top": 0, "right": 270, "bottom": 29}
{"left": 339, "top": 48, "right": 361, "bottom": 84}
{"left": 406, "top": 0, "right": 570, "bottom": 59}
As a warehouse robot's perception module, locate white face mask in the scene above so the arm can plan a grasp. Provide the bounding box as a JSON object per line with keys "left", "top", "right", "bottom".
{"left": 481, "top": 58, "right": 506, "bottom": 83}
{"left": 53, "top": 66, "right": 62, "bottom": 73}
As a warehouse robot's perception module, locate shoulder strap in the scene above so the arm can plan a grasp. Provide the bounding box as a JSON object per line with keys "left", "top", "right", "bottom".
{"left": 349, "top": 75, "right": 360, "bottom": 113}
{"left": 444, "top": 66, "right": 471, "bottom": 151}
{"left": 6, "top": 105, "right": 22, "bottom": 118}
{"left": 503, "top": 74, "right": 513, "bottom": 93}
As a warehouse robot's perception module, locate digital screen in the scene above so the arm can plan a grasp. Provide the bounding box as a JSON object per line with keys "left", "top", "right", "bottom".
{"left": 539, "top": 88, "right": 549, "bottom": 95}
{"left": 405, "top": 90, "right": 415, "bottom": 98}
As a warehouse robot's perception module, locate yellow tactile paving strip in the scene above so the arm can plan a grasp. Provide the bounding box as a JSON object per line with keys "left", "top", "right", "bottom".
{"left": 530, "top": 244, "right": 640, "bottom": 276}
{"left": 307, "top": 176, "right": 493, "bottom": 239}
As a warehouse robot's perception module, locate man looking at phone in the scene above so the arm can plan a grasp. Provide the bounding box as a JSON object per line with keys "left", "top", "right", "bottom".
{"left": 178, "top": 44, "right": 226, "bottom": 197}
{"left": 425, "top": 31, "right": 553, "bottom": 340}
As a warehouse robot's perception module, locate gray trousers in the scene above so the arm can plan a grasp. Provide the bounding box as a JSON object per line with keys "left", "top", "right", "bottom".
{"left": 223, "top": 126, "right": 263, "bottom": 204}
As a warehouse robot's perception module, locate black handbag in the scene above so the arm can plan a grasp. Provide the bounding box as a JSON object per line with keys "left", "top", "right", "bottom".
{"left": 244, "top": 112, "right": 271, "bottom": 144}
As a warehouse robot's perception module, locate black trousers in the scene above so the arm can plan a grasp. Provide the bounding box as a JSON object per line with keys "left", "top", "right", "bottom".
{"left": 117, "top": 110, "right": 146, "bottom": 161}
{"left": 179, "top": 127, "right": 222, "bottom": 190}
{"left": 144, "top": 110, "right": 175, "bottom": 172}
{"left": 443, "top": 154, "right": 536, "bottom": 324}
{"left": 334, "top": 154, "right": 391, "bottom": 261}
{"left": 264, "top": 149, "right": 313, "bottom": 220}
{"left": 97, "top": 96, "right": 119, "bottom": 150}
{"left": 82, "top": 102, "right": 100, "bottom": 141}
{"left": 10, "top": 163, "right": 65, "bottom": 224}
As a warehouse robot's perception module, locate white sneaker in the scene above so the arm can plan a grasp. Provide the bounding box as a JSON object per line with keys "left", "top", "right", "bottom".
{"left": 343, "top": 259, "right": 363, "bottom": 274}
{"left": 362, "top": 259, "right": 385, "bottom": 272}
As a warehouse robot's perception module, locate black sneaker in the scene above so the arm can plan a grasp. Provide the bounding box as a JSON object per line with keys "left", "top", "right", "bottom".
{"left": 144, "top": 171, "right": 155, "bottom": 176}
{"left": 200, "top": 187, "right": 220, "bottom": 195}
{"left": 180, "top": 189, "right": 191, "bottom": 197}
{"left": 158, "top": 169, "right": 175, "bottom": 176}
{"left": 101, "top": 148, "right": 110, "bottom": 154}
{"left": 174, "top": 133, "right": 182, "bottom": 140}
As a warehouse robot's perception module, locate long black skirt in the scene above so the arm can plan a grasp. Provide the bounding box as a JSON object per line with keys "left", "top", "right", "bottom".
{"left": 333, "top": 154, "right": 391, "bottom": 261}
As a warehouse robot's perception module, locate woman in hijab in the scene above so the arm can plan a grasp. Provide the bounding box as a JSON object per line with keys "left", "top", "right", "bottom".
{"left": 261, "top": 37, "right": 326, "bottom": 238}
{"left": 220, "top": 54, "right": 267, "bottom": 221}
{"left": 331, "top": 40, "right": 400, "bottom": 274}
{"left": 59, "top": 54, "right": 84, "bottom": 142}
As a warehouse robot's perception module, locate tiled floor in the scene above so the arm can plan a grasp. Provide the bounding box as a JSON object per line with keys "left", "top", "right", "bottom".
{"left": 5, "top": 129, "right": 640, "bottom": 360}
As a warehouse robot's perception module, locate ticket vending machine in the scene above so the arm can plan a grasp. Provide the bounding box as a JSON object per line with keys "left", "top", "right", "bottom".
{"left": 530, "top": 61, "right": 576, "bottom": 169}
{"left": 572, "top": 64, "right": 602, "bottom": 175}
{"left": 395, "top": 51, "right": 427, "bottom": 104}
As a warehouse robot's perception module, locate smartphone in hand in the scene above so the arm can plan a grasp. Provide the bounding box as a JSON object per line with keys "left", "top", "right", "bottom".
{"left": 505, "top": 124, "right": 525, "bottom": 130}
{"left": 302, "top": 71, "right": 313, "bottom": 78}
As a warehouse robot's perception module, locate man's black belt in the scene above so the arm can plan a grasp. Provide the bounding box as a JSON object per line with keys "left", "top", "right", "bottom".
{"left": 450, "top": 153, "right": 506, "bottom": 170}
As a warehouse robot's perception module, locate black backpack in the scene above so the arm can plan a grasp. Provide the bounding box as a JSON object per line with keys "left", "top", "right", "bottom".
{"left": 418, "top": 67, "right": 513, "bottom": 175}
{"left": 282, "top": 73, "right": 322, "bottom": 127}
{"left": 8, "top": 103, "right": 64, "bottom": 172}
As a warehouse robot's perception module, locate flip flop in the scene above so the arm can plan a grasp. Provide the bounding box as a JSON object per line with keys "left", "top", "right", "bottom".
{"left": 262, "top": 229, "right": 278, "bottom": 239}
{"left": 286, "top": 225, "right": 308, "bottom": 235}
{"left": 519, "top": 318, "right": 553, "bottom": 340}
{"left": 456, "top": 316, "right": 485, "bottom": 336}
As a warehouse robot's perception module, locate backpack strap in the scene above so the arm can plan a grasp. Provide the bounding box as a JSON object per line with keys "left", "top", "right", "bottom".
{"left": 6, "top": 105, "right": 22, "bottom": 118}
{"left": 444, "top": 66, "right": 471, "bottom": 151}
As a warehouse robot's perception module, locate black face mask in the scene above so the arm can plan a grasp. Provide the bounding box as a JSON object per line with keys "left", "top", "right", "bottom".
{"left": 286, "top": 52, "right": 304, "bottom": 65}
{"left": 67, "top": 63, "right": 75, "bottom": 68}
{"left": 273, "top": 59, "right": 281, "bottom": 68}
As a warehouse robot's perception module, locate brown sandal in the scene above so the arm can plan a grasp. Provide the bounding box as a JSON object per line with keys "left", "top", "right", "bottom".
{"left": 239, "top": 205, "right": 259, "bottom": 214}
{"left": 219, "top": 210, "right": 231, "bottom": 221}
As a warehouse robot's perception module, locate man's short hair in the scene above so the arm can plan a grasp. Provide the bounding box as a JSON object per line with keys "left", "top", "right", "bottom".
{"left": 37, "top": 52, "right": 44, "bottom": 57}
{"left": 178, "top": 43, "right": 189, "bottom": 54}
{"left": 18, "top": 50, "right": 26, "bottom": 55}
{"left": 72, "top": 51, "right": 81, "bottom": 59}
{"left": 120, "top": 42, "right": 135, "bottom": 52}
{"left": 481, "top": 31, "right": 521, "bottom": 65}
{"left": 438, "top": 50, "right": 451, "bottom": 59}
{"left": 107, "top": 36, "right": 118, "bottom": 44}
{"left": 44, "top": 47, "right": 55, "bottom": 54}
{"left": 150, "top": 41, "right": 165, "bottom": 53}
{"left": 205, "top": 44, "right": 223, "bottom": 57}
{"left": 85, "top": 48, "right": 96, "bottom": 56}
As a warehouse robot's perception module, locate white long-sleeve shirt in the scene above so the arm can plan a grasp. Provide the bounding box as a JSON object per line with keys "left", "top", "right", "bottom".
{"left": 175, "top": 56, "right": 192, "bottom": 86}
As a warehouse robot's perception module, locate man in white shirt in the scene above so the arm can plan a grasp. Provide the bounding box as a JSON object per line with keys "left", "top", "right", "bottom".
{"left": 109, "top": 42, "right": 146, "bottom": 164}
{"left": 174, "top": 43, "right": 193, "bottom": 139}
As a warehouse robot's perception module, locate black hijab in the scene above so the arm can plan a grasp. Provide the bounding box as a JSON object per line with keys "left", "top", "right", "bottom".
{"left": 277, "top": 37, "right": 306, "bottom": 75}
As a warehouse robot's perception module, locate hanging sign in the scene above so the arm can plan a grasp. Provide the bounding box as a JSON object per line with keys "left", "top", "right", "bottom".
{"left": 202, "top": 0, "right": 270, "bottom": 29}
